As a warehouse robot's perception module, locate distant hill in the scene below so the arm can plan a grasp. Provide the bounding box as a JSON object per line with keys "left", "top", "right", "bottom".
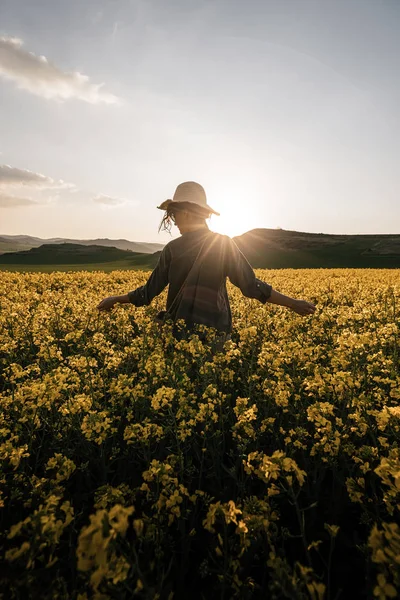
{"left": 1, "top": 230, "right": 400, "bottom": 272}
{"left": 0, "top": 234, "right": 164, "bottom": 255}
{"left": 0, "top": 243, "right": 160, "bottom": 270}
{"left": 232, "top": 229, "right": 400, "bottom": 268}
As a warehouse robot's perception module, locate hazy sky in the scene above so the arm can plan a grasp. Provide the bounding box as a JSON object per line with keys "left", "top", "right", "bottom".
{"left": 0, "top": 0, "right": 399, "bottom": 243}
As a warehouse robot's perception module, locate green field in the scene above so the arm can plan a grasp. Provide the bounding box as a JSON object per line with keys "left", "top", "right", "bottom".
{"left": 0, "top": 259, "right": 157, "bottom": 273}
{"left": 0, "top": 243, "right": 160, "bottom": 272}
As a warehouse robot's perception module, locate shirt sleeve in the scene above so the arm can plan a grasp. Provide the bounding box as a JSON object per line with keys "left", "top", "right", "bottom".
{"left": 225, "top": 237, "right": 272, "bottom": 303}
{"left": 127, "top": 244, "right": 171, "bottom": 306}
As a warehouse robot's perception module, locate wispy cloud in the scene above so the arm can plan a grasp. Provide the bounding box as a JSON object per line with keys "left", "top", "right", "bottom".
{"left": 0, "top": 164, "right": 73, "bottom": 189}
{"left": 91, "top": 10, "right": 104, "bottom": 25}
{"left": 0, "top": 193, "right": 37, "bottom": 208}
{"left": 112, "top": 21, "right": 120, "bottom": 40}
{"left": 0, "top": 163, "right": 133, "bottom": 210}
{"left": 0, "top": 163, "right": 74, "bottom": 208}
{"left": 0, "top": 36, "right": 119, "bottom": 104}
{"left": 93, "top": 193, "right": 128, "bottom": 206}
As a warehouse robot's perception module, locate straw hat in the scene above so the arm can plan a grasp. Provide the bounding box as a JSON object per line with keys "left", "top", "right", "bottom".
{"left": 157, "top": 181, "right": 220, "bottom": 216}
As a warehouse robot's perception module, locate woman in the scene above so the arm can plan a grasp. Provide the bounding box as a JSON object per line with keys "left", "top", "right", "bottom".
{"left": 97, "top": 182, "right": 316, "bottom": 349}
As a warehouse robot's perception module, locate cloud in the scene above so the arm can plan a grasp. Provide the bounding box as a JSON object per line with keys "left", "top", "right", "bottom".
{"left": 112, "top": 22, "right": 120, "bottom": 40}
{"left": 91, "top": 10, "right": 104, "bottom": 25}
{"left": 93, "top": 194, "right": 128, "bottom": 206}
{"left": 0, "top": 163, "right": 74, "bottom": 208}
{"left": 0, "top": 36, "right": 119, "bottom": 104}
{"left": 0, "top": 163, "right": 133, "bottom": 210}
{"left": 0, "top": 164, "right": 73, "bottom": 189}
{"left": 0, "top": 193, "right": 37, "bottom": 207}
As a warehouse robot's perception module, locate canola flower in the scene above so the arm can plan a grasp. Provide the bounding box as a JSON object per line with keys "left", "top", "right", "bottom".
{"left": 0, "top": 268, "right": 399, "bottom": 599}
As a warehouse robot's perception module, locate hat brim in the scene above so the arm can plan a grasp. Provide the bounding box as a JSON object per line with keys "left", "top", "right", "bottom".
{"left": 157, "top": 199, "right": 220, "bottom": 216}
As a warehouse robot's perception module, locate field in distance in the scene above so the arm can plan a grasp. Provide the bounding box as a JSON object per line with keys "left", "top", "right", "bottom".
{"left": 0, "top": 243, "right": 160, "bottom": 272}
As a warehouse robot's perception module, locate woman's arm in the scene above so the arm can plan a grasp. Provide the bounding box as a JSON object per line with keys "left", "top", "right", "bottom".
{"left": 225, "top": 237, "right": 272, "bottom": 302}
{"left": 97, "top": 294, "right": 130, "bottom": 312}
{"left": 97, "top": 246, "right": 171, "bottom": 312}
{"left": 266, "top": 289, "right": 316, "bottom": 316}
{"left": 225, "top": 238, "right": 316, "bottom": 317}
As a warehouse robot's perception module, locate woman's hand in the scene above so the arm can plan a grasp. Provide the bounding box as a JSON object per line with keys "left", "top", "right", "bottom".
{"left": 290, "top": 299, "right": 316, "bottom": 316}
{"left": 97, "top": 296, "right": 118, "bottom": 312}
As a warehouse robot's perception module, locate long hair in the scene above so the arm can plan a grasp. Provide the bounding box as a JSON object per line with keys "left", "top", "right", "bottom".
{"left": 158, "top": 202, "right": 212, "bottom": 234}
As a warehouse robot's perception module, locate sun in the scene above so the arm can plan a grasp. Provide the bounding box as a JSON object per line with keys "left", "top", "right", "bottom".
{"left": 208, "top": 212, "right": 254, "bottom": 239}
{"left": 205, "top": 181, "right": 262, "bottom": 238}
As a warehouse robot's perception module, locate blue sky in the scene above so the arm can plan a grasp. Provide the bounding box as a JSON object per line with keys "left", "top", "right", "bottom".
{"left": 0, "top": 0, "right": 399, "bottom": 242}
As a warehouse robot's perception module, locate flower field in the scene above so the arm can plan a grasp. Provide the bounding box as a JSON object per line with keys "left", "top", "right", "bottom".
{"left": 1, "top": 268, "right": 399, "bottom": 600}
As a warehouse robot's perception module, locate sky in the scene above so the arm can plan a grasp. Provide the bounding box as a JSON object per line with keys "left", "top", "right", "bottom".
{"left": 0, "top": 0, "right": 399, "bottom": 243}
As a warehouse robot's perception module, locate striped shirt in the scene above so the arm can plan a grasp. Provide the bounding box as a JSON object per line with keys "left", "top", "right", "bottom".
{"left": 127, "top": 226, "right": 272, "bottom": 333}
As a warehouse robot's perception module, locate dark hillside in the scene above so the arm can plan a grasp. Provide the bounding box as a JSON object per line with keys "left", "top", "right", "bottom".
{"left": 1, "top": 230, "right": 400, "bottom": 271}
{"left": 232, "top": 229, "right": 400, "bottom": 268}
{"left": 0, "top": 243, "right": 142, "bottom": 265}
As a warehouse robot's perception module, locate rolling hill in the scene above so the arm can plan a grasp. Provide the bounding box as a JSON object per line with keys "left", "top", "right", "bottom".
{"left": 0, "top": 229, "right": 399, "bottom": 272}
{"left": 0, "top": 243, "right": 160, "bottom": 271}
{"left": 0, "top": 234, "right": 164, "bottom": 255}
{"left": 232, "top": 229, "right": 400, "bottom": 268}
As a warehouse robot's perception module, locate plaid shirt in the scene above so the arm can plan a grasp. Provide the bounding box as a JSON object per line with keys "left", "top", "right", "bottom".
{"left": 128, "top": 226, "right": 272, "bottom": 333}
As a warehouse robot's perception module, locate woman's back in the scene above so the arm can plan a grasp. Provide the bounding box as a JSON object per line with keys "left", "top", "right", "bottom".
{"left": 166, "top": 227, "right": 232, "bottom": 332}
{"left": 127, "top": 225, "right": 272, "bottom": 333}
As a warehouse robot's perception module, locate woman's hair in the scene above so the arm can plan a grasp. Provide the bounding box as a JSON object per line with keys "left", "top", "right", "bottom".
{"left": 158, "top": 202, "right": 211, "bottom": 234}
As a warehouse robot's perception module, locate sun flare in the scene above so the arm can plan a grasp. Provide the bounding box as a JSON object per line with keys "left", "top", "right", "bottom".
{"left": 205, "top": 182, "right": 264, "bottom": 238}
{"left": 209, "top": 214, "right": 252, "bottom": 238}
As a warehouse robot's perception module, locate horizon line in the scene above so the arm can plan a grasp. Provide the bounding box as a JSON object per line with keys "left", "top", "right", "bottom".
{"left": 1, "top": 227, "right": 400, "bottom": 243}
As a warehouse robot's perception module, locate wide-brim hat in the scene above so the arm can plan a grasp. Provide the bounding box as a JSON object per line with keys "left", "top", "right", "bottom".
{"left": 157, "top": 181, "right": 220, "bottom": 216}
